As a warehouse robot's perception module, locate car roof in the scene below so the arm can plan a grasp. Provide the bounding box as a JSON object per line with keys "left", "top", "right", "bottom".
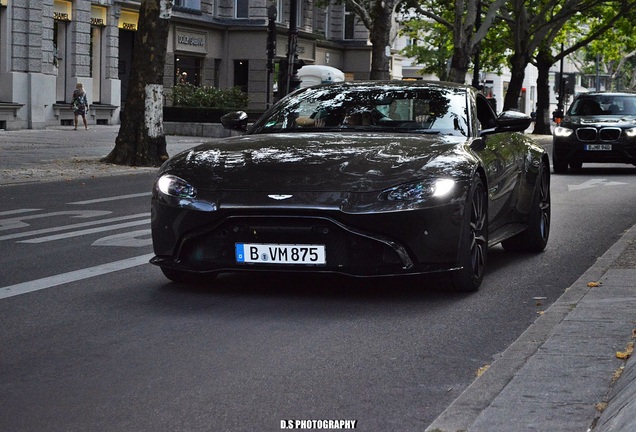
{"left": 306, "top": 80, "right": 472, "bottom": 92}
{"left": 575, "top": 91, "right": 636, "bottom": 98}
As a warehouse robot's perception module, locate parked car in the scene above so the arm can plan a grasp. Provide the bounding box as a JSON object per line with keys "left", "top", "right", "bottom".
{"left": 553, "top": 91, "right": 636, "bottom": 173}
{"left": 150, "top": 81, "right": 550, "bottom": 292}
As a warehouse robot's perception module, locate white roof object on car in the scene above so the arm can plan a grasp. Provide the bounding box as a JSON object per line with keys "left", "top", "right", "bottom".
{"left": 297, "top": 65, "right": 345, "bottom": 88}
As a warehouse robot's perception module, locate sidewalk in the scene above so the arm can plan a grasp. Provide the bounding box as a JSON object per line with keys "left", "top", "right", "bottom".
{"left": 1, "top": 126, "right": 635, "bottom": 431}
{"left": 427, "top": 221, "right": 636, "bottom": 431}
{"left": 0, "top": 125, "right": 206, "bottom": 185}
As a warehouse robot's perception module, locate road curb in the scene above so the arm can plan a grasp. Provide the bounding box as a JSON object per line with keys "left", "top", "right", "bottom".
{"left": 426, "top": 222, "right": 636, "bottom": 432}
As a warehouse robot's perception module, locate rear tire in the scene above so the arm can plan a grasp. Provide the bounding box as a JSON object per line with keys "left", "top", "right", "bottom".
{"left": 501, "top": 163, "right": 550, "bottom": 253}
{"left": 451, "top": 174, "right": 488, "bottom": 292}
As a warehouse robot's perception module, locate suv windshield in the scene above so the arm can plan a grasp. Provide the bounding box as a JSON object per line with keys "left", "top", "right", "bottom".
{"left": 249, "top": 84, "right": 470, "bottom": 137}
{"left": 569, "top": 95, "right": 636, "bottom": 116}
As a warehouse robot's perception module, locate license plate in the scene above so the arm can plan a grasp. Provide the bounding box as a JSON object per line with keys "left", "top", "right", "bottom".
{"left": 585, "top": 144, "right": 612, "bottom": 151}
{"left": 236, "top": 243, "right": 326, "bottom": 265}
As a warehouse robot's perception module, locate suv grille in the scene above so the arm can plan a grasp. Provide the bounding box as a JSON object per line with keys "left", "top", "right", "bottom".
{"left": 576, "top": 127, "right": 622, "bottom": 142}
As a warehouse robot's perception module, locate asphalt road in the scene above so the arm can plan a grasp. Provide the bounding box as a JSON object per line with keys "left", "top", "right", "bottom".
{"left": 1, "top": 149, "right": 636, "bottom": 431}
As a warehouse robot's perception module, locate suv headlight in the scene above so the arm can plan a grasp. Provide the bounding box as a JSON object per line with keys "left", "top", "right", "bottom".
{"left": 554, "top": 126, "right": 573, "bottom": 137}
{"left": 626, "top": 128, "right": 636, "bottom": 137}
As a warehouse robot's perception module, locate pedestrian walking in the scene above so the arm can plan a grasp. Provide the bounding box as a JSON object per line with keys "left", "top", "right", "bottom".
{"left": 70, "top": 83, "right": 89, "bottom": 130}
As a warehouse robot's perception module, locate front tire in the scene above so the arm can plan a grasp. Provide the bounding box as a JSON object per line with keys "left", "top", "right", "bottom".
{"left": 569, "top": 161, "right": 582, "bottom": 170}
{"left": 501, "top": 163, "right": 550, "bottom": 252}
{"left": 451, "top": 174, "right": 488, "bottom": 292}
{"left": 552, "top": 151, "right": 568, "bottom": 174}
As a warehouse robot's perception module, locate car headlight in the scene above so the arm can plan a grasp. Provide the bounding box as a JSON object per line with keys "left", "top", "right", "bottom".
{"left": 626, "top": 128, "right": 636, "bottom": 137}
{"left": 156, "top": 174, "right": 197, "bottom": 198}
{"left": 553, "top": 126, "right": 573, "bottom": 137}
{"left": 381, "top": 179, "right": 455, "bottom": 201}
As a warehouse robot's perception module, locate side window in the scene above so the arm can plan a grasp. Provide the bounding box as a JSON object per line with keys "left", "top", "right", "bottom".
{"left": 476, "top": 95, "right": 497, "bottom": 130}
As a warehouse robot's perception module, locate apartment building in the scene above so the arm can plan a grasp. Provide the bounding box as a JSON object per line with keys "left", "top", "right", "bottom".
{"left": 0, "top": 0, "right": 377, "bottom": 130}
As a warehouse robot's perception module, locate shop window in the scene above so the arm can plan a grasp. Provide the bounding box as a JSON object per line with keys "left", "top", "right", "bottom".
{"left": 175, "top": 56, "right": 202, "bottom": 86}
{"left": 90, "top": 26, "right": 103, "bottom": 103}
{"left": 234, "top": 60, "right": 249, "bottom": 93}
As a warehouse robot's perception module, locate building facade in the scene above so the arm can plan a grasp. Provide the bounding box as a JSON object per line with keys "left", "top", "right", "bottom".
{"left": 0, "top": 0, "right": 375, "bottom": 130}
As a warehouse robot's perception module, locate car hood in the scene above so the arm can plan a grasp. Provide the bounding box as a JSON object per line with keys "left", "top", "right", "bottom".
{"left": 160, "top": 132, "right": 474, "bottom": 192}
{"left": 565, "top": 115, "right": 636, "bottom": 126}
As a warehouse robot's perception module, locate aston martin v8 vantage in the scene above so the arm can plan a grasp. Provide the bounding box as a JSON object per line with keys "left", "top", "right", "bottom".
{"left": 151, "top": 81, "right": 550, "bottom": 291}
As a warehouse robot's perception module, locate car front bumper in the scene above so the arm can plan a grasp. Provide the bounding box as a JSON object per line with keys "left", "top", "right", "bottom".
{"left": 150, "top": 199, "right": 468, "bottom": 278}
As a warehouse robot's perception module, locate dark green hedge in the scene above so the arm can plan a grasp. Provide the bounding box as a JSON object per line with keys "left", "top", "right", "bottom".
{"left": 163, "top": 107, "right": 263, "bottom": 123}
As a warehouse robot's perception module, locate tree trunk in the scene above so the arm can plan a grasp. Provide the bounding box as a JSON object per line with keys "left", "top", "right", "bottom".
{"left": 448, "top": 47, "right": 471, "bottom": 83}
{"left": 503, "top": 51, "right": 529, "bottom": 111}
{"left": 533, "top": 48, "right": 555, "bottom": 135}
{"left": 369, "top": 23, "right": 391, "bottom": 80}
{"left": 369, "top": 1, "right": 393, "bottom": 80}
{"left": 103, "top": 0, "right": 171, "bottom": 167}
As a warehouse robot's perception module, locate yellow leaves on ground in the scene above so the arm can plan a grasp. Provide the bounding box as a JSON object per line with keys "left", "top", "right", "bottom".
{"left": 587, "top": 281, "right": 602, "bottom": 287}
{"left": 476, "top": 364, "right": 490, "bottom": 378}
{"left": 616, "top": 341, "right": 634, "bottom": 360}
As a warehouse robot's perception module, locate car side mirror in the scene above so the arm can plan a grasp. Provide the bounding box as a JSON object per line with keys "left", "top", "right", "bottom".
{"left": 470, "top": 137, "right": 486, "bottom": 151}
{"left": 221, "top": 111, "right": 249, "bottom": 132}
{"left": 495, "top": 110, "right": 532, "bottom": 133}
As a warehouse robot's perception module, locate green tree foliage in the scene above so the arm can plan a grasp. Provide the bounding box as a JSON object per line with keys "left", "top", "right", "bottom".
{"left": 567, "top": 5, "right": 636, "bottom": 90}
{"left": 399, "top": 2, "right": 508, "bottom": 81}
{"left": 407, "top": 0, "right": 508, "bottom": 83}
{"left": 316, "top": 0, "right": 403, "bottom": 79}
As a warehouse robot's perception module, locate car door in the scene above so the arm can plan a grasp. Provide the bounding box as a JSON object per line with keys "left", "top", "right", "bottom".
{"left": 475, "top": 95, "right": 523, "bottom": 231}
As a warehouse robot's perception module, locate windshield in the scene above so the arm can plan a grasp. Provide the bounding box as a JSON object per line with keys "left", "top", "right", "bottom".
{"left": 249, "top": 84, "right": 470, "bottom": 137}
{"left": 569, "top": 95, "right": 636, "bottom": 116}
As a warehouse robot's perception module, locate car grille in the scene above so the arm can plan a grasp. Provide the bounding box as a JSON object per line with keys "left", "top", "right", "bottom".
{"left": 175, "top": 216, "right": 410, "bottom": 275}
{"left": 576, "top": 127, "right": 622, "bottom": 142}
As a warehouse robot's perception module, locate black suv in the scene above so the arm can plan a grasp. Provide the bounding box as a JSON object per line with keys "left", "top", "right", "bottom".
{"left": 553, "top": 92, "right": 636, "bottom": 173}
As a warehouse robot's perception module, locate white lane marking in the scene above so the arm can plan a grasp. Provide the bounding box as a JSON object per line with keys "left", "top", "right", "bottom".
{"left": 0, "top": 253, "right": 155, "bottom": 300}
{"left": 68, "top": 192, "right": 152, "bottom": 205}
{"left": 92, "top": 229, "right": 152, "bottom": 247}
{"left": 568, "top": 178, "right": 628, "bottom": 191}
{"left": 0, "top": 209, "right": 42, "bottom": 216}
{"left": 0, "top": 213, "right": 150, "bottom": 241}
{"left": 18, "top": 219, "right": 149, "bottom": 243}
{"left": 0, "top": 210, "right": 112, "bottom": 231}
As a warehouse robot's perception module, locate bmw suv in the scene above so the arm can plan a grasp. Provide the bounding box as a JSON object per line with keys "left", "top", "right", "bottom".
{"left": 553, "top": 92, "right": 636, "bottom": 173}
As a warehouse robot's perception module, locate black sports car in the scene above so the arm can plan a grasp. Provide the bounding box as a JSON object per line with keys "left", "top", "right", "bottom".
{"left": 553, "top": 91, "right": 636, "bottom": 173}
{"left": 151, "top": 81, "right": 550, "bottom": 291}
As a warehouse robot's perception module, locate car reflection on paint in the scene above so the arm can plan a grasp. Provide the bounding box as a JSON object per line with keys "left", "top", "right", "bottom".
{"left": 150, "top": 81, "right": 550, "bottom": 292}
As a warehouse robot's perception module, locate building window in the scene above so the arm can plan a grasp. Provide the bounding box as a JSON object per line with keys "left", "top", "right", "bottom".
{"left": 174, "top": 0, "right": 201, "bottom": 10}
{"left": 236, "top": 0, "right": 249, "bottom": 19}
{"left": 234, "top": 60, "right": 249, "bottom": 93}
{"left": 175, "top": 56, "right": 201, "bottom": 86}
{"left": 275, "top": 0, "right": 283, "bottom": 23}
{"left": 344, "top": 4, "right": 355, "bottom": 40}
{"left": 297, "top": 0, "right": 304, "bottom": 28}
{"left": 214, "top": 59, "right": 221, "bottom": 88}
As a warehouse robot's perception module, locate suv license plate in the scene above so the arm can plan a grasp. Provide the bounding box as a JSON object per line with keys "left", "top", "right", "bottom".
{"left": 585, "top": 144, "right": 612, "bottom": 151}
{"left": 236, "top": 243, "right": 326, "bottom": 265}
